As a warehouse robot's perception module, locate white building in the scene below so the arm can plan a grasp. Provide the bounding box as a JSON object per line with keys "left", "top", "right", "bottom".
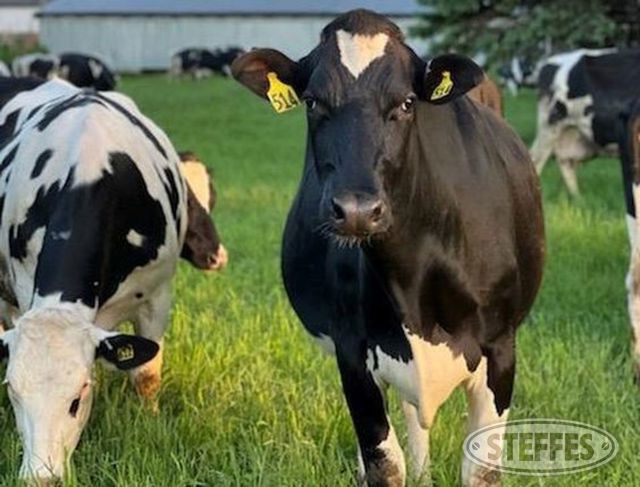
{"left": 39, "top": 0, "right": 431, "bottom": 72}
{"left": 0, "top": 0, "right": 42, "bottom": 34}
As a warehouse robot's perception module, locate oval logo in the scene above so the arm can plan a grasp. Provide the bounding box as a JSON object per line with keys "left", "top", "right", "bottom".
{"left": 463, "top": 419, "right": 618, "bottom": 476}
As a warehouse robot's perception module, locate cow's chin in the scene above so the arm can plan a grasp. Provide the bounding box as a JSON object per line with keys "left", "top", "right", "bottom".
{"left": 327, "top": 226, "right": 389, "bottom": 249}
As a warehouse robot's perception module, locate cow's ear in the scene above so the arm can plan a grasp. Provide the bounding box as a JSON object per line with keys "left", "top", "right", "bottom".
{"left": 422, "top": 54, "right": 484, "bottom": 105}
{"left": 95, "top": 332, "right": 159, "bottom": 371}
{"left": 231, "top": 48, "right": 302, "bottom": 100}
{"left": 0, "top": 329, "right": 14, "bottom": 363}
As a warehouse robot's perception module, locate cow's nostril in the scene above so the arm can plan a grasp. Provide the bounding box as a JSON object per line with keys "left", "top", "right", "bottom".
{"left": 207, "top": 254, "right": 217, "bottom": 266}
{"left": 331, "top": 198, "right": 346, "bottom": 221}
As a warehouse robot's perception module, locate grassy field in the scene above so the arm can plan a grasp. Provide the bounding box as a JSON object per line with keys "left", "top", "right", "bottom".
{"left": 1, "top": 76, "right": 639, "bottom": 486}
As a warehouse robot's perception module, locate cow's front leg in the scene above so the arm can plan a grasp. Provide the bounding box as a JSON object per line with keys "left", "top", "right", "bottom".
{"left": 130, "top": 284, "right": 172, "bottom": 407}
{"left": 336, "top": 347, "right": 405, "bottom": 487}
{"left": 461, "top": 340, "right": 514, "bottom": 487}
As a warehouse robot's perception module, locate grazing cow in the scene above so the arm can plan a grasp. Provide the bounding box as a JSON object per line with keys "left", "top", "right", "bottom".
{"left": 0, "top": 77, "right": 225, "bottom": 481}
{"left": 529, "top": 48, "right": 640, "bottom": 196}
{"left": 0, "top": 61, "right": 10, "bottom": 77}
{"left": 618, "top": 99, "right": 640, "bottom": 382}
{"left": 497, "top": 56, "right": 536, "bottom": 96}
{"left": 59, "top": 53, "right": 117, "bottom": 91}
{"left": 468, "top": 75, "right": 504, "bottom": 117}
{"left": 233, "top": 9, "right": 544, "bottom": 486}
{"left": 11, "top": 53, "right": 59, "bottom": 79}
{"left": 170, "top": 47, "right": 245, "bottom": 79}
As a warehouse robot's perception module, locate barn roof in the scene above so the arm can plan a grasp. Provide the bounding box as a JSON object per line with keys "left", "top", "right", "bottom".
{"left": 40, "top": 0, "right": 425, "bottom": 17}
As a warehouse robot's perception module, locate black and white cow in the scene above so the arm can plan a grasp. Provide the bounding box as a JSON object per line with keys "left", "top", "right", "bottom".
{"left": 170, "top": 47, "right": 245, "bottom": 79}
{"left": 497, "top": 56, "right": 536, "bottom": 96}
{"left": 58, "top": 53, "right": 117, "bottom": 91}
{"left": 0, "top": 77, "right": 225, "bottom": 481}
{"left": 233, "top": 9, "right": 544, "bottom": 487}
{"left": 530, "top": 48, "right": 640, "bottom": 196}
{"left": 11, "top": 53, "right": 59, "bottom": 79}
{"left": 0, "top": 61, "right": 10, "bottom": 78}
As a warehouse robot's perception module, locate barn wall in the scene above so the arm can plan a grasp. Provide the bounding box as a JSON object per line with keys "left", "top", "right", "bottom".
{"left": 0, "top": 7, "right": 40, "bottom": 34}
{"left": 40, "top": 15, "right": 429, "bottom": 72}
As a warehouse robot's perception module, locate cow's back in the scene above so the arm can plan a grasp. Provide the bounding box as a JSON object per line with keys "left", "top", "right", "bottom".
{"left": 0, "top": 80, "right": 187, "bottom": 312}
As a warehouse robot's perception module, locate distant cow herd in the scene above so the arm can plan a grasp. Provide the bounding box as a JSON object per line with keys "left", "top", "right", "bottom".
{"left": 0, "top": 8, "right": 639, "bottom": 487}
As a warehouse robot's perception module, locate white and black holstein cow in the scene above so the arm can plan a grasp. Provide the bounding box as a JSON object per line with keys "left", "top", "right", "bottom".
{"left": 530, "top": 48, "right": 640, "bottom": 196}
{"left": 170, "top": 47, "right": 245, "bottom": 79}
{"left": 11, "top": 53, "right": 60, "bottom": 80}
{"left": 0, "top": 77, "right": 225, "bottom": 481}
{"left": 233, "top": 9, "right": 544, "bottom": 487}
{"left": 58, "top": 53, "right": 117, "bottom": 91}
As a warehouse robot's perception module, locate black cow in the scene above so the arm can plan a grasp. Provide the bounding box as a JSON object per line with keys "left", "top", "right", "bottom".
{"left": 58, "top": 53, "right": 117, "bottom": 91}
{"left": 233, "top": 9, "right": 544, "bottom": 487}
{"left": 531, "top": 48, "right": 640, "bottom": 196}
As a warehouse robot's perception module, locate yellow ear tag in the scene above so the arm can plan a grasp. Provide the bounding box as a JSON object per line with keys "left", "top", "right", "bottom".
{"left": 117, "top": 344, "right": 135, "bottom": 362}
{"left": 431, "top": 71, "right": 453, "bottom": 101}
{"left": 266, "top": 72, "right": 300, "bottom": 114}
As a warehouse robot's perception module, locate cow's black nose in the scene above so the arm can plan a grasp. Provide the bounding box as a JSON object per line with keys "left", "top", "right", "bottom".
{"left": 330, "top": 193, "right": 388, "bottom": 236}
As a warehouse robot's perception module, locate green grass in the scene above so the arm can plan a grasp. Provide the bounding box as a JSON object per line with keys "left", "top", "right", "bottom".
{"left": 1, "top": 77, "right": 639, "bottom": 486}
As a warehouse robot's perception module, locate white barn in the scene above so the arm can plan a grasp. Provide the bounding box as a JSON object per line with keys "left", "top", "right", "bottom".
{"left": 0, "top": 0, "right": 42, "bottom": 34}
{"left": 39, "top": 0, "right": 430, "bottom": 72}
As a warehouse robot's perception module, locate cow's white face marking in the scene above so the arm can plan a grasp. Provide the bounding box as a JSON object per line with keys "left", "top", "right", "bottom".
{"left": 88, "top": 59, "right": 103, "bottom": 80}
{"left": 3, "top": 309, "right": 99, "bottom": 480}
{"left": 126, "top": 229, "right": 145, "bottom": 247}
{"left": 180, "top": 160, "right": 211, "bottom": 210}
{"left": 336, "top": 29, "right": 389, "bottom": 79}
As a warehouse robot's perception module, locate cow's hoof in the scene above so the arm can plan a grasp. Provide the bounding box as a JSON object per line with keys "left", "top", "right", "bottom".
{"left": 464, "top": 466, "right": 501, "bottom": 487}
{"left": 134, "top": 370, "right": 161, "bottom": 402}
{"left": 364, "top": 458, "right": 405, "bottom": 487}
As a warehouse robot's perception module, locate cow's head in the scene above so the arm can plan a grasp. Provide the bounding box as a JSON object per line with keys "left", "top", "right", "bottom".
{"left": 0, "top": 308, "right": 158, "bottom": 481}
{"left": 88, "top": 59, "right": 117, "bottom": 91}
{"left": 232, "top": 9, "right": 483, "bottom": 244}
{"left": 179, "top": 151, "right": 228, "bottom": 271}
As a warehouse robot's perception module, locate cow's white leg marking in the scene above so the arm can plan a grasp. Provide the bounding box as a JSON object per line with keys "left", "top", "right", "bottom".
{"left": 629, "top": 186, "right": 640, "bottom": 381}
{"left": 335, "top": 29, "right": 388, "bottom": 79}
{"left": 461, "top": 358, "right": 507, "bottom": 487}
{"left": 312, "top": 333, "right": 335, "bottom": 355}
{"left": 557, "top": 158, "right": 580, "bottom": 196}
{"left": 402, "top": 400, "right": 430, "bottom": 481}
{"left": 362, "top": 417, "right": 405, "bottom": 487}
{"left": 530, "top": 99, "right": 556, "bottom": 174}
{"left": 129, "top": 283, "right": 171, "bottom": 406}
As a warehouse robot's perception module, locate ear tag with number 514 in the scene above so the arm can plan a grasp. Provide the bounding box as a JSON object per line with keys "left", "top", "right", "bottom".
{"left": 267, "top": 72, "right": 300, "bottom": 114}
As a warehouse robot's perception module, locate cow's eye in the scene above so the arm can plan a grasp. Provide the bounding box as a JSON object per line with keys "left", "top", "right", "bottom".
{"left": 400, "top": 96, "right": 415, "bottom": 113}
{"left": 304, "top": 97, "right": 317, "bottom": 111}
{"left": 69, "top": 397, "right": 81, "bottom": 418}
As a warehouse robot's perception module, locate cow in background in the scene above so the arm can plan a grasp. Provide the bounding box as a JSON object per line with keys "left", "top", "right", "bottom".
{"left": 11, "top": 53, "right": 59, "bottom": 79}
{"left": 58, "top": 53, "right": 117, "bottom": 91}
{"left": 530, "top": 48, "right": 640, "bottom": 196}
{"left": 468, "top": 75, "right": 504, "bottom": 117}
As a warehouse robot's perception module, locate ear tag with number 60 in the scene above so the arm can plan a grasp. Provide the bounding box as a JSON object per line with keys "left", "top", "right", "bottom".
{"left": 431, "top": 70, "right": 453, "bottom": 101}
{"left": 267, "top": 72, "right": 300, "bottom": 114}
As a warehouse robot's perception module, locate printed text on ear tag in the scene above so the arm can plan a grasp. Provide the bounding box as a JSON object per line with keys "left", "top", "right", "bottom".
{"left": 117, "top": 344, "right": 135, "bottom": 362}
{"left": 267, "top": 72, "right": 300, "bottom": 113}
{"left": 431, "top": 71, "right": 453, "bottom": 101}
